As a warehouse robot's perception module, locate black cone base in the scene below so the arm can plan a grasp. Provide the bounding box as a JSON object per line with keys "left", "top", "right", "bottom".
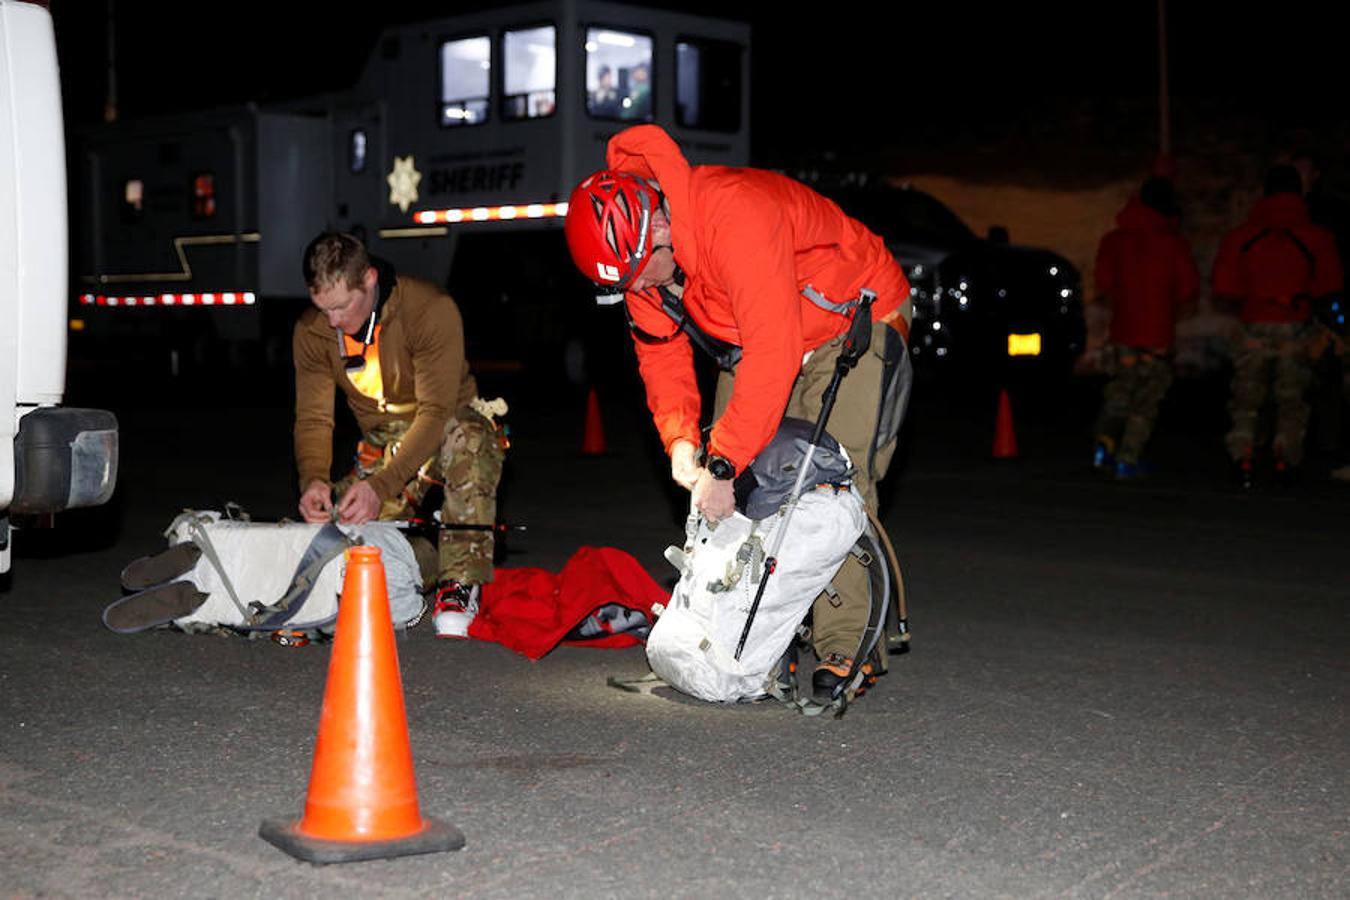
{"left": 259, "top": 815, "right": 465, "bottom": 865}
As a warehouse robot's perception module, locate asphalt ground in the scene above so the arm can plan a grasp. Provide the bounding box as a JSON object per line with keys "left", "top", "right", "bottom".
{"left": 1, "top": 361, "right": 1347, "bottom": 898}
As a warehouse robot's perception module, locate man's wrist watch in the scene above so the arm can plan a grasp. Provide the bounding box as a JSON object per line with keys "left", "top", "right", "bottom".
{"left": 706, "top": 455, "right": 736, "bottom": 480}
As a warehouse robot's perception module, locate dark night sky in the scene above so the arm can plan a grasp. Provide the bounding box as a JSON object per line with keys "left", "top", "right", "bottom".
{"left": 48, "top": 1, "right": 1347, "bottom": 171}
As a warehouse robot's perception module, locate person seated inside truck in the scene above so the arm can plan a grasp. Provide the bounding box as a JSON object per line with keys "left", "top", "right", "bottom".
{"left": 562, "top": 124, "right": 913, "bottom": 701}
{"left": 621, "top": 63, "right": 651, "bottom": 120}
{"left": 589, "top": 65, "right": 621, "bottom": 118}
{"left": 294, "top": 231, "right": 506, "bottom": 638}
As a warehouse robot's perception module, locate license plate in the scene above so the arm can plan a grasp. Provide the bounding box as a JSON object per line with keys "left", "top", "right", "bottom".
{"left": 1007, "top": 333, "right": 1042, "bottom": 356}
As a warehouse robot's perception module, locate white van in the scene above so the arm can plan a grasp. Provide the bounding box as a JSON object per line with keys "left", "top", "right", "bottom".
{"left": 1, "top": 0, "right": 118, "bottom": 574}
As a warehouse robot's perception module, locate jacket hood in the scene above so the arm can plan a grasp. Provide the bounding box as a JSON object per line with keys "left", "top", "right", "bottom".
{"left": 606, "top": 125, "right": 702, "bottom": 278}
{"left": 1116, "top": 195, "right": 1176, "bottom": 231}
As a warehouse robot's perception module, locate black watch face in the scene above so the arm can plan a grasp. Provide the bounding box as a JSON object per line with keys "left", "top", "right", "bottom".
{"left": 709, "top": 456, "right": 734, "bottom": 480}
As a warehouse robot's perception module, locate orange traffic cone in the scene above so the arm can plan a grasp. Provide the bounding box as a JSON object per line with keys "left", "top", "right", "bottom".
{"left": 260, "top": 546, "right": 464, "bottom": 864}
{"left": 992, "top": 388, "right": 1019, "bottom": 459}
{"left": 581, "top": 386, "right": 607, "bottom": 455}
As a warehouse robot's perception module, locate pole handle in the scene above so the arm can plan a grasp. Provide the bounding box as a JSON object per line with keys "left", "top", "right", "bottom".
{"left": 837, "top": 290, "right": 876, "bottom": 369}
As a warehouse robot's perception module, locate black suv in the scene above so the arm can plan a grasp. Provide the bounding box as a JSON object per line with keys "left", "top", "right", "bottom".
{"left": 823, "top": 184, "right": 1086, "bottom": 381}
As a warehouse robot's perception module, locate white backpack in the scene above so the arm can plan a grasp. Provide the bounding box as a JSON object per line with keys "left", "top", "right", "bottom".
{"left": 105, "top": 511, "right": 425, "bottom": 635}
{"left": 646, "top": 486, "right": 866, "bottom": 703}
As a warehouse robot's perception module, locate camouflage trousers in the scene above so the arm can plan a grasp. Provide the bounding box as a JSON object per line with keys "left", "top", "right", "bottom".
{"left": 1225, "top": 322, "right": 1314, "bottom": 466}
{"left": 335, "top": 405, "right": 505, "bottom": 585}
{"left": 1093, "top": 344, "right": 1174, "bottom": 465}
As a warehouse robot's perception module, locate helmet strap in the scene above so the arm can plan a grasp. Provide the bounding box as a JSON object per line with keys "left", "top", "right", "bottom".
{"left": 616, "top": 188, "right": 660, "bottom": 289}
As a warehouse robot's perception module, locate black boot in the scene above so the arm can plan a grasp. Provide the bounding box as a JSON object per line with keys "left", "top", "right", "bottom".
{"left": 812, "top": 652, "right": 876, "bottom": 703}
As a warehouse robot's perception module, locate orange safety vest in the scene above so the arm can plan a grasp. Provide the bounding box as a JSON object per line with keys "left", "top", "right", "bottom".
{"left": 341, "top": 326, "right": 384, "bottom": 400}
{"left": 339, "top": 326, "right": 417, "bottom": 415}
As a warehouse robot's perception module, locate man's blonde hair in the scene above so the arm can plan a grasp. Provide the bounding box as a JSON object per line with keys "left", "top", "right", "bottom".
{"left": 302, "top": 231, "right": 370, "bottom": 292}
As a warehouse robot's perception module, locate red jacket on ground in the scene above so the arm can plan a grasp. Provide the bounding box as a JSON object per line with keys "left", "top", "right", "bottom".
{"left": 471, "top": 546, "right": 666, "bottom": 660}
{"left": 1211, "top": 193, "right": 1344, "bottom": 324}
{"left": 1095, "top": 196, "right": 1200, "bottom": 351}
{"left": 606, "top": 125, "right": 910, "bottom": 473}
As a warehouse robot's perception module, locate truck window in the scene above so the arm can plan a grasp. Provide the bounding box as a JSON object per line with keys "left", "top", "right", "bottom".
{"left": 584, "top": 28, "right": 652, "bottom": 122}
{"left": 502, "top": 25, "right": 556, "bottom": 121}
{"left": 440, "top": 35, "right": 490, "bottom": 127}
{"left": 191, "top": 173, "right": 216, "bottom": 219}
{"left": 349, "top": 129, "right": 367, "bottom": 173}
{"left": 676, "top": 38, "right": 742, "bottom": 133}
{"left": 122, "top": 179, "right": 144, "bottom": 223}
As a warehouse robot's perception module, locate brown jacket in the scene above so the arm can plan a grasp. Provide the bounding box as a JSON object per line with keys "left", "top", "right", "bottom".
{"left": 293, "top": 274, "right": 477, "bottom": 500}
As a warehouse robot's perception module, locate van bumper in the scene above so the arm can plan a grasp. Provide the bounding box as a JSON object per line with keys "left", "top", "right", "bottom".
{"left": 10, "top": 407, "right": 119, "bottom": 515}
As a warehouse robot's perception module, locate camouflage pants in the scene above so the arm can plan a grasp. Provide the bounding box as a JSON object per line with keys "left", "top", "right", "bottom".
{"left": 1225, "top": 322, "right": 1314, "bottom": 466}
{"left": 1093, "top": 344, "right": 1174, "bottom": 465}
{"left": 335, "top": 405, "right": 505, "bottom": 585}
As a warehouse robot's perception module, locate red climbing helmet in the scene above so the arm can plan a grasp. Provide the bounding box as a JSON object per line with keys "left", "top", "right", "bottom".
{"left": 564, "top": 169, "right": 661, "bottom": 303}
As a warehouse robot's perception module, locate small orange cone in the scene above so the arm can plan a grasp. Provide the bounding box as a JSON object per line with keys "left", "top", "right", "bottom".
{"left": 992, "top": 388, "right": 1019, "bottom": 459}
{"left": 581, "top": 386, "right": 607, "bottom": 455}
{"left": 260, "top": 546, "right": 464, "bottom": 864}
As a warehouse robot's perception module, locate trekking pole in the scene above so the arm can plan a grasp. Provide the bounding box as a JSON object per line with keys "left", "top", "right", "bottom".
{"left": 733, "top": 291, "right": 875, "bottom": 661}
{"left": 392, "top": 519, "right": 525, "bottom": 537}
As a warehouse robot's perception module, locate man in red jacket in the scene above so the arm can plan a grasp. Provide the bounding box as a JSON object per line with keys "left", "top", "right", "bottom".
{"left": 1091, "top": 178, "right": 1200, "bottom": 479}
{"left": 1212, "top": 165, "right": 1344, "bottom": 486}
{"left": 563, "top": 125, "right": 912, "bottom": 701}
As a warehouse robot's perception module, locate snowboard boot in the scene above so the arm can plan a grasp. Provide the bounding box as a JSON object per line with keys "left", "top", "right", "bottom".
{"left": 103, "top": 580, "right": 208, "bottom": 633}
{"left": 120, "top": 543, "right": 202, "bottom": 592}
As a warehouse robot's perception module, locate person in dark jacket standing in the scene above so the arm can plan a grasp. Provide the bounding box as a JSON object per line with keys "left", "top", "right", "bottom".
{"left": 1212, "top": 166, "right": 1344, "bottom": 486}
{"left": 1091, "top": 178, "right": 1200, "bottom": 479}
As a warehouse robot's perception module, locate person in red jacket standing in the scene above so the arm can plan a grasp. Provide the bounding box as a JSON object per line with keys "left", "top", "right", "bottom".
{"left": 563, "top": 125, "right": 912, "bottom": 702}
{"left": 1212, "top": 165, "right": 1345, "bottom": 486}
{"left": 1091, "top": 177, "right": 1201, "bottom": 479}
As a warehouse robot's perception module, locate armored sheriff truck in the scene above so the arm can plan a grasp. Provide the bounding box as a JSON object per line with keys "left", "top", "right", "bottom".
{"left": 71, "top": 0, "right": 750, "bottom": 380}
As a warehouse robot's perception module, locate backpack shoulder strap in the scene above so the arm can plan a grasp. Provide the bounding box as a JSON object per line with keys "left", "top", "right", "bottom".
{"left": 1241, "top": 227, "right": 1317, "bottom": 276}
{"left": 180, "top": 514, "right": 252, "bottom": 623}
{"left": 242, "top": 522, "right": 354, "bottom": 629}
